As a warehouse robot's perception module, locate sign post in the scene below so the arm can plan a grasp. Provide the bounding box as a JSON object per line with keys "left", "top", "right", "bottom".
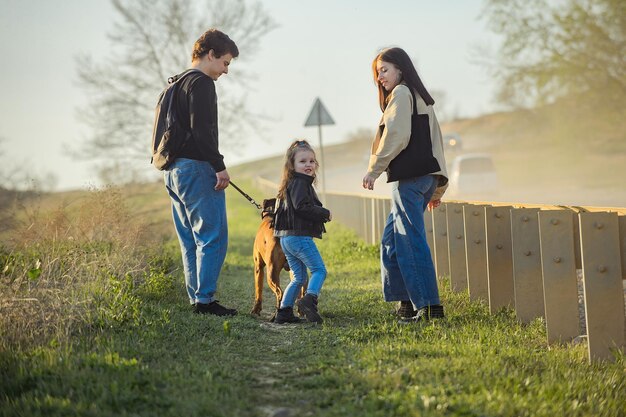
{"left": 304, "top": 98, "right": 335, "bottom": 203}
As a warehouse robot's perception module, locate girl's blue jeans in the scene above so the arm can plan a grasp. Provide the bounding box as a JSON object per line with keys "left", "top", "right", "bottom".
{"left": 279, "top": 235, "right": 327, "bottom": 308}
{"left": 381, "top": 174, "right": 440, "bottom": 310}
{"left": 164, "top": 159, "right": 228, "bottom": 305}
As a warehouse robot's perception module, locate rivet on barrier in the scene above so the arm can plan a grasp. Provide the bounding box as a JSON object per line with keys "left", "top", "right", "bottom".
{"left": 524, "top": 251, "right": 531, "bottom": 256}
{"left": 551, "top": 219, "right": 559, "bottom": 225}
{"left": 553, "top": 257, "right": 562, "bottom": 263}
{"left": 597, "top": 265, "right": 607, "bottom": 273}
{"left": 496, "top": 244, "right": 503, "bottom": 249}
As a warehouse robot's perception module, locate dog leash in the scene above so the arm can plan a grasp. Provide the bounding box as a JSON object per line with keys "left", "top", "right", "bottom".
{"left": 229, "top": 181, "right": 262, "bottom": 210}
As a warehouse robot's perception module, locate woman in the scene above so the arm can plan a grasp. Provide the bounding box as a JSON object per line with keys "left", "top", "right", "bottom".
{"left": 362, "top": 47, "right": 448, "bottom": 323}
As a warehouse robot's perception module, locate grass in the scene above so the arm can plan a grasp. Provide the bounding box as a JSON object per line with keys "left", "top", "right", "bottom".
{"left": 1, "top": 179, "right": 625, "bottom": 417}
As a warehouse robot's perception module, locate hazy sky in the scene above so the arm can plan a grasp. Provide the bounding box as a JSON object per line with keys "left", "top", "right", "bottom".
{"left": 0, "top": 0, "right": 499, "bottom": 190}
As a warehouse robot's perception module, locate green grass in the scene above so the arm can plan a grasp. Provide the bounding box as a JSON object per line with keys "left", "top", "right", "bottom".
{"left": 1, "top": 180, "right": 625, "bottom": 417}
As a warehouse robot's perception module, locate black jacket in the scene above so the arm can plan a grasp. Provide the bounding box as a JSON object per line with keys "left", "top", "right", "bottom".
{"left": 274, "top": 173, "right": 330, "bottom": 239}
{"left": 174, "top": 71, "right": 225, "bottom": 172}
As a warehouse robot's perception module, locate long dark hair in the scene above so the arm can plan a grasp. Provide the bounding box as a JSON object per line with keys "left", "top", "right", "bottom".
{"left": 277, "top": 139, "right": 319, "bottom": 200}
{"left": 372, "top": 47, "right": 434, "bottom": 111}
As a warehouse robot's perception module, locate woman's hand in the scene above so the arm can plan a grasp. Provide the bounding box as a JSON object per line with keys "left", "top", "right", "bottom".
{"left": 428, "top": 199, "right": 441, "bottom": 211}
{"left": 362, "top": 173, "right": 377, "bottom": 191}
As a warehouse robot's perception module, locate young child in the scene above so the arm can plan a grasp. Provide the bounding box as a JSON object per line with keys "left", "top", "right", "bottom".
{"left": 273, "top": 140, "right": 332, "bottom": 324}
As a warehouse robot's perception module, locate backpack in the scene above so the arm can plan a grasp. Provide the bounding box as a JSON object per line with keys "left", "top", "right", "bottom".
{"left": 150, "top": 69, "right": 202, "bottom": 170}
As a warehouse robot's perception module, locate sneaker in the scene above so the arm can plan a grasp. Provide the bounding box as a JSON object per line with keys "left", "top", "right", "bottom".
{"left": 398, "top": 304, "right": 444, "bottom": 324}
{"left": 396, "top": 301, "right": 416, "bottom": 319}
{"left": 274, "top": 307, "right": 304, "bottom": 324}
{"left": 194, "top": 301, "right": 237, "bottom": 316}
{"left": 295, "top": 294, "right": 323, "bottom": 324}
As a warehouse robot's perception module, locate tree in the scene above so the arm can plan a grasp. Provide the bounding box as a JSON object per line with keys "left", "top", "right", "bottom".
{"left": 75, "top": 0, "right": 276, "bottom": 181}
{"left": 479, "top": 0, "right": 626, "bottom": 110}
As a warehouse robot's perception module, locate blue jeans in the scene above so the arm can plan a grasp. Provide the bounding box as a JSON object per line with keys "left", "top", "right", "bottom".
{"left": 381, "top": 175, "right": 440, "bottom": 309}
{"left": 164, "top": 159, "right": 228, "bottom": 305}
{"left": 279, "top": 236, "right": 327, "bottom": 308}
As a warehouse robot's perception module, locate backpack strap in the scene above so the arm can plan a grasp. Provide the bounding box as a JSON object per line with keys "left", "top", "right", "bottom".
{"left": 167, "top": 68, "right": 204, "bottom": 85}
{"left": 164, "top": 69, "right": 204, "bottom": 132}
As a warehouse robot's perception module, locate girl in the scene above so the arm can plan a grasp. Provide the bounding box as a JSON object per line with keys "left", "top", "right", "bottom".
{"left": 273, "top": 140, "right": 332, "bottom": 324}
{"left": 362, "top": 47, "right": 449, "bottom": 323}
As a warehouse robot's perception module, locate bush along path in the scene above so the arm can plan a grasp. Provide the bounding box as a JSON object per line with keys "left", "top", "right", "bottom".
{"left": 1, "top": 183, "right": 625, "bottom": 417}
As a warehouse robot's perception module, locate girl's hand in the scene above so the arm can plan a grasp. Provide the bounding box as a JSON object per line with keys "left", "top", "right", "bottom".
{"left": 362, "top": 173, "right": 377, "bottom": 190}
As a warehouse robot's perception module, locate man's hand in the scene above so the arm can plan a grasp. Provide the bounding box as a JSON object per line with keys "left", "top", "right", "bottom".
{"left": 362, "top": 173, "right": 377, "bottom": 191}
{"left": 215, "top": 169, "right": 230, "bottom": 190}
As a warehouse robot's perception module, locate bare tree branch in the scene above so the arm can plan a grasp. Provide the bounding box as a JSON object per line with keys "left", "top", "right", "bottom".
{"left": 74, "top": 0, "right": 277, "bottom": 183}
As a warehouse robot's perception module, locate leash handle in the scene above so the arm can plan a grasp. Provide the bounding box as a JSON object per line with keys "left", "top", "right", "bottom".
{"left": 229, "top": 181, "right": 262, "bottom": 210}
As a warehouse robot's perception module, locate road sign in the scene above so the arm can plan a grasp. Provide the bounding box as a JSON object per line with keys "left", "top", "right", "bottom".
{"left": 304, "top": 98, "right": 335, "bottom": 204}
{"left": 304, "top": 98, "right": 335, "bottom": 126}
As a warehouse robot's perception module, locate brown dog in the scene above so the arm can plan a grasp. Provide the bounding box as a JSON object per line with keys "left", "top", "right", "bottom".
{"left": 251, "top": 198, "right": 307, "bottom": 319}
{"left": 250, "top": 198, "right": 290, "bottom": 317}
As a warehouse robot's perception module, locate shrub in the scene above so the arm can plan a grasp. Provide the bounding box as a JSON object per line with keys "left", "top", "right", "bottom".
{"left": 0, "top": 187, "right": 177, "bottom": 350}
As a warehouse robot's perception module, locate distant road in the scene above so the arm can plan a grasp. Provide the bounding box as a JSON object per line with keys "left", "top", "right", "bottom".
{"left": 249, "top": 139, "right": 626, "bottom": 209}
{"left": 321, "top": 163, "right": 625, "bottom": 208}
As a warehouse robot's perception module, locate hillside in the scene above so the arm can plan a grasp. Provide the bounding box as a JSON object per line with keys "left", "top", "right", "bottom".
{"left": 232, "top": 105, "right": 626, "bottom": 208}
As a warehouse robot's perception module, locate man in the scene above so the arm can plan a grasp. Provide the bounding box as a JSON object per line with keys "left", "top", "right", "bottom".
{"left": 163, "top": 29, "right": 238, "bottom": 315}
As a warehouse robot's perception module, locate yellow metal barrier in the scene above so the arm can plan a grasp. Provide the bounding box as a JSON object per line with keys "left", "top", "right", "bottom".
{"left": 254, "top": 177, "right": 626, "bottom": 363}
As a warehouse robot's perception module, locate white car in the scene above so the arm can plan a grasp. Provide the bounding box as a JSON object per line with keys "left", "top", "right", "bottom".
{"left": 447, "top": 153, "right": 499, "bottom": 199}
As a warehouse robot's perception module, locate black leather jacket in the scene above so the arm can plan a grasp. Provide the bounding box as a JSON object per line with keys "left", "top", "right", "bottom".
{"left": 274, "top": 173, "right": 331, "bottom": 239}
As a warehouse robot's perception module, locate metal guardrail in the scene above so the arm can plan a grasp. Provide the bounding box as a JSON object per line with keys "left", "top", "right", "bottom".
{"left": 254, "top": 176, "right": 626, "bottom": 363}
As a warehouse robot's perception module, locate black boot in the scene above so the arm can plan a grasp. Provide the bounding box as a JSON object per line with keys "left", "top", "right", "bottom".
{"left": 295, "top": 294, "right": 323, "bottom": 324}
{"left": 274, "top": 307, "right": 303, "bottom": 324}
{"left": 396, "top": 301, "right": 416, "bottom": 319}
{"left": 194, "top": 301, "right": 237, "bottom": 316}
{"left": 399, "top": 304, "right": 444, "bottom": 324}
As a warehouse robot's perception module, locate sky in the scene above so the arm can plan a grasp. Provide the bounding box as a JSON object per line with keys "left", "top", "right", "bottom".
{"left": 0, "top": 0, "right": 500, "bottom": 191}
